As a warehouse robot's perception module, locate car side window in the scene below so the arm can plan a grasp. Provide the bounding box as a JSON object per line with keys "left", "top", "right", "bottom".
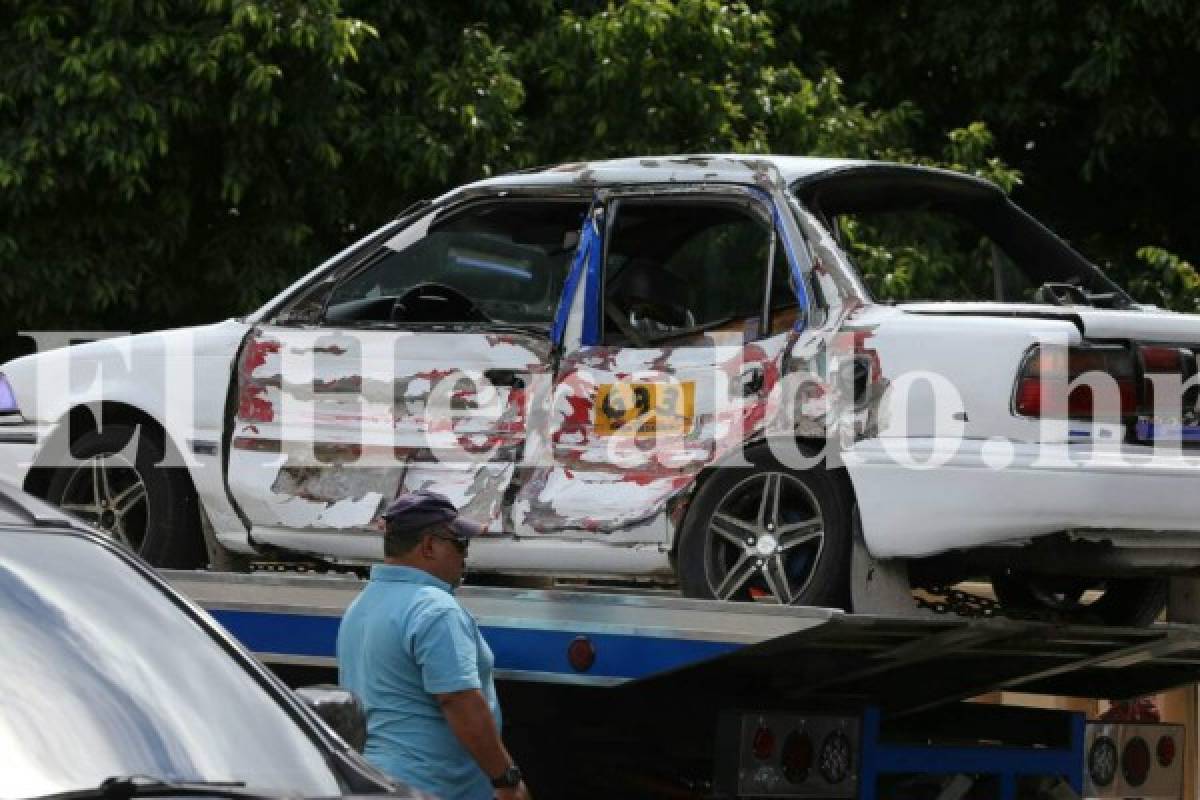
{"left": 602, "top": 197, "right": 798, "bottom": 345}
{"left": 323, "top": 198, "right": 589, "bottom": 328}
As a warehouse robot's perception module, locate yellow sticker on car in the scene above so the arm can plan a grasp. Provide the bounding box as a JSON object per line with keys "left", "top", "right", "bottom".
{"left": 594, "top": 381, "right": 695, "bottom": 436}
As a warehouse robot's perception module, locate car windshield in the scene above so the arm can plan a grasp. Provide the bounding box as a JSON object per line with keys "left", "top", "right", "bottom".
{"left": 0, "top": 531, "right": 344, "bottom": 800}
{"left": 325, "top": 198, "right": 589, "bottom": 328}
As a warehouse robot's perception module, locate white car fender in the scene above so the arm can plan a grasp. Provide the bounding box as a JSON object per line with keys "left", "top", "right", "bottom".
{"left": 1, "top": 319, "right": 251, "bottom": 541}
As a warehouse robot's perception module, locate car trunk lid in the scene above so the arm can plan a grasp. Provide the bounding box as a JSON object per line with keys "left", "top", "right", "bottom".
{"left": 898, "top": 302, "right": 1200, "bottom": 344}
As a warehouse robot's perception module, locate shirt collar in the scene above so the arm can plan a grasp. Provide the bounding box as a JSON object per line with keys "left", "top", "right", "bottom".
{"left": 370, "top": 563, "right": 453, "bottom": 593}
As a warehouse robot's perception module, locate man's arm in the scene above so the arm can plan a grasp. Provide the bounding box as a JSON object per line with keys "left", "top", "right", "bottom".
{"left": 436, "top": 689, "right": 530, "bottom": 799}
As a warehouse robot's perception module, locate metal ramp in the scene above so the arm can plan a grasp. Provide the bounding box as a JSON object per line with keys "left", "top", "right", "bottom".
{"left": 162, "top": 570, "right": 1200, "bottom": 714}
{"left": 627, "top": 612, "right": 1200, "bottom": 716}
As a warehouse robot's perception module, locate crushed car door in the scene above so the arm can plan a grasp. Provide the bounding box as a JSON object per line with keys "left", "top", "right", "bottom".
{"left": 514, "top": 185, "right": 812, "bottom": 542}
{"left": 228, "top": 195, "right": 589, "bottom": 558}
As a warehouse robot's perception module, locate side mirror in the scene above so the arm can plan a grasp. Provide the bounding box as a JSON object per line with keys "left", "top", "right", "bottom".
{"left": 295, "top": 684, "right": 367, "bottom": 752}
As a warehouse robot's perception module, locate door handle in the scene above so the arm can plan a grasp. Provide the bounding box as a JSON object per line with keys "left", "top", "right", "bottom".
{"left": 740, "top": 366, "right": 764, "bottom": 395}
{"left": 484, "top": 369, "right": 526, "bottom": 389}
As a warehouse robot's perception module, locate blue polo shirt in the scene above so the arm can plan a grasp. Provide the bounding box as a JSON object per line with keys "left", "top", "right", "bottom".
{"left": 337, "top": 565, "right": 499, "bottom": 800}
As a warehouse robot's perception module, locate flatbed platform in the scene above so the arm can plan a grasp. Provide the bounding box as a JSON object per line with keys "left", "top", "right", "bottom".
{"left": 163, "top": 569, "right": 1200, "bottom": 715}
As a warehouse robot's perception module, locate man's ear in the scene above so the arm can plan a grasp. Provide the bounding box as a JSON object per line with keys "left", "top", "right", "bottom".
{"left": 419, "top": 533, "right": 437, "bottom": 559}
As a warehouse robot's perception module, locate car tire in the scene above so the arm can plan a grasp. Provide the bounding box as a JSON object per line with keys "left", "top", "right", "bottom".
{"left": 46, "top": 423, "right": 207, "bottom": 568}
{"left": 676, "top": 450, "right": 851, "bottom": 607}
{"left": 991, "top": 572, "right": 1166, "bottom": 626}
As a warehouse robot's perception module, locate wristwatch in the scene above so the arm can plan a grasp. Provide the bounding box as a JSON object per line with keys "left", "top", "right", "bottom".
{"left": 491, "top": 765, "right": 522, "bottom": 789}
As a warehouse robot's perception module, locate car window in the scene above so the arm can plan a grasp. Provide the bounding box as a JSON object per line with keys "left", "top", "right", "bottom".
{"left": 0, "top": 532, "right": 344, "bottom": 799}
{"left": 835, "top": 209, "right": 1037, "bottom": 303}
{"left": 325, "top": 198, "right": 589, "bottom": 328}
{"left": 603, "top": 198, "right": 797, "bottom": 344}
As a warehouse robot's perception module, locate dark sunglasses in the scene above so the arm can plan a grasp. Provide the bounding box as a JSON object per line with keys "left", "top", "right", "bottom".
{"left": 429, "top": 529, "right": 469, "bottom": 555}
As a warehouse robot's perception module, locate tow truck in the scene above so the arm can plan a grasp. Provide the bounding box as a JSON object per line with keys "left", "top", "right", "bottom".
{"left": 163, "top": 567, "right": 1200, "bottom": 800}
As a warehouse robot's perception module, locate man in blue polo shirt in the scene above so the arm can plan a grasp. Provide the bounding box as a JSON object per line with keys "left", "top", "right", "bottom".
{"left": 337, "top": 491, "right": 530, "bottom": 800}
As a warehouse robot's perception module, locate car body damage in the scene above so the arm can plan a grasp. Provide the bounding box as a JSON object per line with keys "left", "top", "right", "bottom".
{"left": 11, "top": 154, "right": 1200, "bottom": 621}
{"left": 226, "top": 169, "right": 836, "bottom": 555}
{"left": 229, "top": 328, "right": 552, "bottom": 540}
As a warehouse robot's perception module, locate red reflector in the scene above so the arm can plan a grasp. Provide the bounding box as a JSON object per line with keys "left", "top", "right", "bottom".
{"left": 781, "top": 731, "right": 813, "bottom": 783}
{"left": 1157, "top": 734, "right": 1176, "bottom": 767}
{"left": 752, "top": 725, "right": 775, "bottom": 760}
{"left": 1122, "top": 736, "right": 1151, "bottom": 787}
{"left": 566, "top": 636, "right": 596, "bottom": 672}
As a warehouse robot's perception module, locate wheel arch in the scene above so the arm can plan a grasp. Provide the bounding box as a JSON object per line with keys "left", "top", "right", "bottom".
{"left": 24, "top": 402, "right": 195, "bottom": 501}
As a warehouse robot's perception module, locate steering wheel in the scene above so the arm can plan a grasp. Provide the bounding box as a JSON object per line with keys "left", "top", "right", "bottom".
{"left": 1034, "top": 282, "right": 1091, "bottom": 307}
{"left": 391, "top": 282, "right": 490, "bottom": 324}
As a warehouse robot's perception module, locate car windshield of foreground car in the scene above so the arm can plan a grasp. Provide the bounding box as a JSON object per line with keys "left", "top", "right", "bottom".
{"left": 324, "top": 198, "right": 590, "bottom": 329}
{"left": 0, "top": 531, "right": 345, "bottom": 800}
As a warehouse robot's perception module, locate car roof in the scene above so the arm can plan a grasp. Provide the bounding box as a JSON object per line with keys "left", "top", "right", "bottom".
{"left": 459, "top": 154, "right": 868, "bottom": 191}
{"left": 455, "top": 154, "right": 1000, "bottom": 201}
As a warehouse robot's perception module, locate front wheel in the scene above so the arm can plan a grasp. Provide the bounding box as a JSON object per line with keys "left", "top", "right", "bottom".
{"left": 45, "top": 424, "right": 206, "bottom": 568}
{"left": 676, "top": 452, "right": 852, "bottom": 607}
{"left": 991, "top": 572, "right": 1166, "bottom": 626}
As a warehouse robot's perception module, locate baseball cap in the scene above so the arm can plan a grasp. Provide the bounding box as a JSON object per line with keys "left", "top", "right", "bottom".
{"left": 382, "top": 491, "right": 483, "bottom": 541}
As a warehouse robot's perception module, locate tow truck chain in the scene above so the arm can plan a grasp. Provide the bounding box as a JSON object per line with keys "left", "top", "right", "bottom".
{"left": 915, "top": 585, "right": 1080, "bottom": 623}
{"left": 915, "top": 586, "right": 1001, "bottom": 618}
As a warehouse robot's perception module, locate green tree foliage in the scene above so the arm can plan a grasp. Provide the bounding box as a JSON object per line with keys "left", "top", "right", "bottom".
{"left": 773, "top": 0, "right": 1200, "bottom": 309}
{"left": 0, "top": 0, "right": 1038, "bottom": 359}
{"left": 0, "top": 0, "right": 375, "bottom": 334}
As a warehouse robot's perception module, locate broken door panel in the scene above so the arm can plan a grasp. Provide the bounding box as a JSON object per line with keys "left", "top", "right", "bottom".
{"left": 516, "top": 187, "right": 808, "bottom": 538}
{"left": 228, "top": 197, "right": 588, "bottom": 546}
{"left": 229, "top": 326, "right": 551, "bottom": 538}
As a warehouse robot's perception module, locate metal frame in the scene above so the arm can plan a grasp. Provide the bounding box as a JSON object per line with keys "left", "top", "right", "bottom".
{"left": 858, "top": 706, "right": 1085, "bottom": 800}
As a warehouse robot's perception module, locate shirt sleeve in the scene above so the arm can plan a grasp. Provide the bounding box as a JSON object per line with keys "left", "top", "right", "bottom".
{"left": 409, "top": 601, "right": 483, "bottom": 695}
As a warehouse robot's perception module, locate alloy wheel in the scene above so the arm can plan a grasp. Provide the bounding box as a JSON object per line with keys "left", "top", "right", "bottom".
{"left": 704, "top": 471, "right": 824, "bottom": 604}
{"left": 57, "top": 453, "right": 149, "bottom": 552}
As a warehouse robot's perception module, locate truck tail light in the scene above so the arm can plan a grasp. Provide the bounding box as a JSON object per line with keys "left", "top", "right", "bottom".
{"left": 1156, "top": 733, "right": 1176, "bottom": 767}
{"left": 752, "top": 725, "right": 775, "bottom": 760}
{"left": 1088, "top": 735, "right": 1118, "bottom": 787}
{"left": 1014, "top": 345, "right": 1136, "bottom": 419}
{"left": 781, "top": 730, "right": 813, "bottom": 783}
{"left": 818, "top": 730, "right": 852, "bottom": 784}
{"left": 1122, "top": 736, "right": 1150, "bottom": 787}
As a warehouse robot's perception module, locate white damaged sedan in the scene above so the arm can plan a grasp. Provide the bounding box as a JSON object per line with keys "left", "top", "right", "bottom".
{"left": 4, "top": 154, "right": 1200, "bottom": 624}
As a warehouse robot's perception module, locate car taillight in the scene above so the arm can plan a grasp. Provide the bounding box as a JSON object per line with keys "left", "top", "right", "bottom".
{"left": 1014, "top": 345, "right": 1136, "bottom": 419}
{"left": 1156, "top": 733, "right": 1176, "bottom": 767}
{"left": 1139, "top": 345, "right": 1192, "bottom": 410}
{"left": 1122, "top": 736, "right": 1150, "bottom": 787}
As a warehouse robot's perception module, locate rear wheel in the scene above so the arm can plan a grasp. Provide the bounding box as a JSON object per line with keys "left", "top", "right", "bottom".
{"left": 991, "top": 572, "right": 1166, "bottom": 626}
{"left": 46, "top": 424, "right": 206, "bottom": 568}
{"left": 677, "top": 452, "right": 851, "bottom": 607}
